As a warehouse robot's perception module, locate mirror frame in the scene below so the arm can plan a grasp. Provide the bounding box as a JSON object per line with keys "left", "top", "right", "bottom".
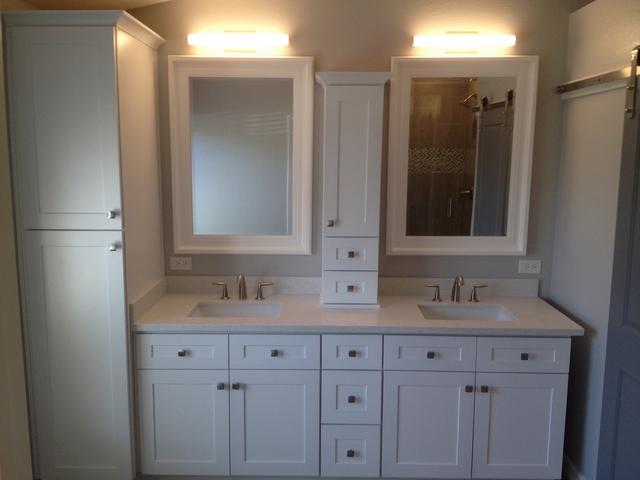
{"left": 169, "top": 56, "right": 314, "bottom": 254}
{"left": 386, "top": 56, "right": 539, "bottom": 255}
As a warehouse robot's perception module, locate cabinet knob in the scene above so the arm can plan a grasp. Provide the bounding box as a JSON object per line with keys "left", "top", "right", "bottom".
{"left": 216, "top": 383, "right": 225, "bottom": 390}
{"left": 346, "top": 285, "right": 356, "bottom": 293}
{"left": 108, "top": 243, "right": 120, "bottom": 252}
{"left": 480, "top": 385, "right": 489, "bottom": 393}
{"left": 326, "top": 219, "right": 335, "bottom": 227}
{"left": 348, "top": 349, "right": 357, "bottom": 358}
{"left": 346, "top": 449, "right": 356, "bottom": 458}
{"left": 177, "top": 349, "right": 187, "bottom": 357}
{"left": 347, "top": 395, "right": 357, "bottom": 404}
{"left": 231, "top": 383, "right": 241, "bottom": 390}
{"left": 270, "top": 349, "right": 279, "bottom": 357}
{"left": 521, "top": 353, "right": 529, "bottom": 361}
{"left": 426, "top": 351, "right": 436, "bottom": 359}
{"left": 106, "top": 210, "right": 118, "bottom": 219}
{"left": 465, "top": 385, "right": 474, "bottom": 393}
{"left": 347, "top": 250, "right": 356, "bottom": 258}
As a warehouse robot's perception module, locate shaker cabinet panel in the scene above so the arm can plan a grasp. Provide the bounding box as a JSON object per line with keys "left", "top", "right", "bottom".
{"left": 138, "top": 370, "right": 230, "bottom": 476}
{"left": 472, "top": 372, "right": 568, "bottom": 479}
{"left": 6, "top": 26, "right": 122, "bottom": 230}
{"left": 229, "top": 370, "right": 320, "bottom": 476}
{"left": 322, "top": 85, "right": 383, "bottom": 237}
{"left": 21, "top": 230, "right": 132, "bottom": 480}
{"left": 382, "top": 371, "right": 475, "bottom": 478}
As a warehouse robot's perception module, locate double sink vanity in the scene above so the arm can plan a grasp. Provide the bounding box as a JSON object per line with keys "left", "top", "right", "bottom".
{"left": 133, "top": 278, "right": 582, "bottom": 480}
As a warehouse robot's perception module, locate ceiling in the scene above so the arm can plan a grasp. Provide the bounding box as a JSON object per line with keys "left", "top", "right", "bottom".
{"left": 27, "top": 0, "right": 169, "bottom": 9}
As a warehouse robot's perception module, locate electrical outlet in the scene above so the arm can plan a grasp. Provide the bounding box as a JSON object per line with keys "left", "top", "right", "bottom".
{"left": 518, "top": 259, "right": 541, "bottom": 274}
{"left": 170, "top": 256, "right": 192, "bottom": 271}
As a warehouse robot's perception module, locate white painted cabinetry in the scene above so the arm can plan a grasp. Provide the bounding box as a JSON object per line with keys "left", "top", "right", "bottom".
{"left": 317, "top": 73, "right": 389, "bottom": 306}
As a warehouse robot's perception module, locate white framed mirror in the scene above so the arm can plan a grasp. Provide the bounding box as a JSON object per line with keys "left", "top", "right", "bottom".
{"left": 169, "top": 56, "right": 313, "bottom": 254}
{"left": 386, "top": 56, "right": 538, "bottom": 255}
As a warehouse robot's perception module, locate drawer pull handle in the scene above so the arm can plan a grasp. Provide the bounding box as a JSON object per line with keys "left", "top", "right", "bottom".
{"left": 216, "top": 383, "right": 225, "bottom": 390}
{"left": 346, "top": 449, "right": 356, "bottom": 458}
{"left": 177, "top": 349, "right": 187, "bottom": 357}
{"left": 271, "top": 349, "right": 279, "bottom": 357}
{"left": 480, "top": 385, "right": 489, "bottom": 393}
{"left": 348, "top": 349, "right": 357, "bottom": 358}
{"left": 346, "top": 285, "right": 356, "bottom": 293}
{"left": 465, "top": 385, "right": 474, "bottom": 393}
{"left": 347, "top": 395, "right": 357, "bottom": 404}
{"left": 521, "top": 352, "right": 529, "bottom": 361}
{"left": 347, "top": 250, "right": 356, "bottom": 258}
{"left": 426, "top": 351, "right": 436, "bottom": 359}
{"left": 231, "top": 383, "right": 241, "bottom": 390}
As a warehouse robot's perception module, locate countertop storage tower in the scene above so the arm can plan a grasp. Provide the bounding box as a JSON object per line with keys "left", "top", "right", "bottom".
{"left": 4, "top": 11, "right": 164, "bottom": 480}
{"left": 317, "top": 72, "right": 389, "bottom": 306}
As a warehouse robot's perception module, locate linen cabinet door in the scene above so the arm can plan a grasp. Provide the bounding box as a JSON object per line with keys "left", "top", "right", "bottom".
{"left": 229, "top": 370, "right": 320, "bottom": 476}
{"left": 6, "top": 26, "right": 122, "bottom": 230}
{"left": 322, "top": 85, "right": 383, "bottom": 237}
{"left": 138, "top": 370, "right": 230, "bottom": 476}
{"left": 472, "top": 373, "right": 568, "bottom": 479}
{"left": 382, "top": 371, "right": 475, "bottom": 478}
{"left": 21, "top": 230, "right": 131, "bottom": 480}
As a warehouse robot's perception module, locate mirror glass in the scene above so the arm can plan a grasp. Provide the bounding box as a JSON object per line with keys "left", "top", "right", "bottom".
{"left": 406, "top": 76, "right": 516, "bottom": 237}
{"left": 190, "top": 77, "right": 293, "bottom": 235}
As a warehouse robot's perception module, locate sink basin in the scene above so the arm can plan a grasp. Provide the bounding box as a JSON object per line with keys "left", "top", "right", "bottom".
{"left": 188, "top": 301, "right": 282, "bottom": 318}
{"left": 418, "top": 304, "right": 517, "bottom": 322}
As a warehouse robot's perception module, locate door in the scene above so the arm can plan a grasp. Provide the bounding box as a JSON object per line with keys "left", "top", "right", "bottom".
{"left": 21, "top": 230, "right": 132, "bottom": 480}
{"left": 323, "top": 85, "right": 383, "bottom": 236}
{"left": 6, "top": 26, "right": 122, "bottom": 230}
{"left": 597, "top": 48, "right": 640, "bottom": 480}
{"left": 381, "top": 371, "right": 475, "bottom": 478}
{"left": 138, "top": 370, "right": 230, "bottom": 476}
{"left": 472, "top": 373, "right": 568, "bottom": 479}
{"left": 229, "top": 370, "right": 320, "bottom": 476}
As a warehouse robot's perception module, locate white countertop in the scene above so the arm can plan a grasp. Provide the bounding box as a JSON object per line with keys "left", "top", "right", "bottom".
{"left": 133, "top": 294, "right": 584, "bottom": 337}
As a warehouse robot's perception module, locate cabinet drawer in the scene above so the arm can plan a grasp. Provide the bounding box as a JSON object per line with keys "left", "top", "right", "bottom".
{"left": 477, "top": 337, "right": 571, "bottom": 373}
{"left": 136, "top": 334, "right": 228, "bottom": 369}
{"left": 322, "top": 370, "right": 381, "bottom": 424}
{"left": 321, "top": 425, "right": 380, "bottom": 478}
{"left": 384, "top": 335, "right": 476, "bottom": 371}
{"left": 321, "top": 271, "right": 378, "bottom": 304}
{"left": 322, "top": 335, "right": 382, "bottom": 370}
{"left": 229, "top": 334, "right": 320, "bottom": 369}
{"left": 323, "top": 237, "right": 379, "bottom": 271}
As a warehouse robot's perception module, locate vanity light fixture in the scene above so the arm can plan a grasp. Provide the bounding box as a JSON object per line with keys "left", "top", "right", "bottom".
{"left": 413, "top": 32, "right": 516, "bottom": 53}
{"left": 187, "top": 31, "right": 289, "bottom": 51}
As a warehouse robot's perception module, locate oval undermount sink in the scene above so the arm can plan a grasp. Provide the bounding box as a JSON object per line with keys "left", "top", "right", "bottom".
{"left": 188, "top": 301, "right": 282, "bottom": 318}
{"left": 418, "top": 303, "right": 517, "bottom": 322}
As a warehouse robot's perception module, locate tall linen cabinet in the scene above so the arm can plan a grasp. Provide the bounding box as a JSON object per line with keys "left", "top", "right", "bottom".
{"left": 4, "top": 11, "right": 165, "bottom": 480}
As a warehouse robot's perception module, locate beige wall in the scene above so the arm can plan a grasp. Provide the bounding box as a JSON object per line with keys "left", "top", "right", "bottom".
{"left": 130, "top": 0, "right": 570, "bottom": 295}
{"left": 0, "top": 2, "right": 36, "bottom": 479}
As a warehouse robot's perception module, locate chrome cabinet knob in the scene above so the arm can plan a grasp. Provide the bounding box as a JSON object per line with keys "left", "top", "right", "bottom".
{"left": 108, "top": 243, "right": 120, "bottom": 252}
{"left": 106, "top": 210, "right": 118, "bottom": 219}
{"left": 326, "top": 219, "right": 335, "bottom": 227}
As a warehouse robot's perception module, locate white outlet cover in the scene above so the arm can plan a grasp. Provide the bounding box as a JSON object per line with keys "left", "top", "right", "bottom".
{"left": 518, "top": 259, "right": 541, "bottom": 274}
{"left": 170, "top": 256, "right": 192, "bottom": 271}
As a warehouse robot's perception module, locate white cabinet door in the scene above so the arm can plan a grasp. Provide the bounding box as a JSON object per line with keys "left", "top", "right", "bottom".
{"left": 230, "top": 370, "right": 320, "bottom": 476}
{"left": 472, "top": 373, "right": 568, "bottom": 479}
{"left": 382, "top": 371, "right": 475, "bottom": 478}
{"left": 21, "top": 230, "right": 132, "bottom": 480}
{"left": 6, "top": 26, "right": 122, "bottom": 230}
{"left": 138, "top": 370, "right": 230, "bottom": 476}
{"left": 323, "top": 85, "right": 383, "bottom": 237}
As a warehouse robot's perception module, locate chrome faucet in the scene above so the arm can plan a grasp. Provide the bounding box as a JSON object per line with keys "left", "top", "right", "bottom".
{"left": 236, "top": 274, "right": 247, "bottom": 300}
{"left": 451, "top": 276, "right": 465, "bottom": 302}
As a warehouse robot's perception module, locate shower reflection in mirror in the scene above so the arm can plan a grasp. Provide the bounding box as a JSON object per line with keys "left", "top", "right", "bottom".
{"left": 406, "top": 76, "right": 516, "bottom": 237}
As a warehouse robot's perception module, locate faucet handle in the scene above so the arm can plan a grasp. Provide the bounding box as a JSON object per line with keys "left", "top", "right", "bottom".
{"left": 424, "top": 284, "right": 442, "bottom": 302}
{"left": 255, "top": 281, "right": 274, "bottom": 301}
{"left": 469, "top": 284, "right": 488, "bottom": 302}
{"left": 213, "top": 281, "right": 230, "bottom": 300}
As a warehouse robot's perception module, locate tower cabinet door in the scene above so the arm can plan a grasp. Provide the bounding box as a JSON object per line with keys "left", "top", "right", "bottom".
{"left": 21, "top": 230, "right": 132, "bottom": 480}
{"left": 138, "top": 370, "right": 230, "bottom": 476}
{"left": 382, "top": 371, "right": 475, "bottom": 478}
{"left": 322, "top": 85, "right": 383, "bottom": 236}
{"left": 472, "top": 373, "right": 568, "bottom": 479}
{"left": 230, "top": 370, "right": 320, "bottom": 476}
{"left": 6, "top": 26, "right": 122, "bottom": 230}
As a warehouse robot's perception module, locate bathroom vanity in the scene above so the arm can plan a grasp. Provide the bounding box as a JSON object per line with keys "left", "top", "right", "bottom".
{"left": 133, "top": 293, "right": 582, "bottom": 479}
